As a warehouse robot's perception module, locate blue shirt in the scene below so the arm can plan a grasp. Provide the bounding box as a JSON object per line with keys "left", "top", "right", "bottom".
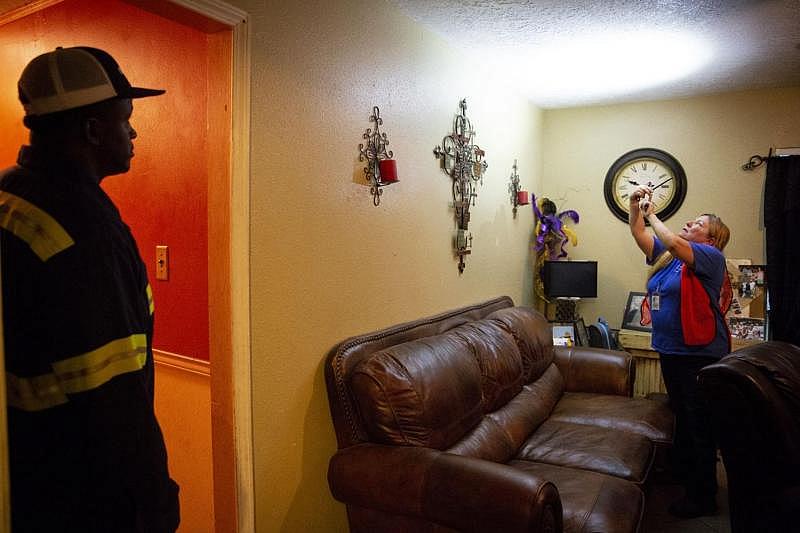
{"left": 646, "top": 237, "right": 729, "bottom": 357}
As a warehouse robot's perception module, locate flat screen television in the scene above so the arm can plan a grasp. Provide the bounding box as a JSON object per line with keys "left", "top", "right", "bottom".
{"left": 543, "top": 260, "right": 598, "bottom": 298}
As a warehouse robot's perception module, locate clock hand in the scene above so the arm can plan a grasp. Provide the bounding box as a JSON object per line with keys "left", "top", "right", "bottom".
{"left": 651, "top": 176, "right": 674, "bottom": 192}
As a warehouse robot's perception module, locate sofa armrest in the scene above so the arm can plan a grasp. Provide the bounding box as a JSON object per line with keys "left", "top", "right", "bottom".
{"left": 329, "top": 444, "right": 562, "bottom": 533}
{"left": 554, "top": 346, "right": 634, "bottom": 396}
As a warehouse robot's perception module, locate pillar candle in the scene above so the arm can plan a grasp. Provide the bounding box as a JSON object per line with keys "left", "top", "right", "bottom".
{"left": 379, "top": 159, "right": 398, "bottom": 183}
{"left": 517, "top": 190, "right": 530, "bottom": 205}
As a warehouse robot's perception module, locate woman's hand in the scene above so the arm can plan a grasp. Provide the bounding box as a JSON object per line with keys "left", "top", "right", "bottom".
{"left": 630, "top": 186, "right": 652, "bottom": 205}
{"left": 629, "top": 186, "right": 655, "bottom": 259}
{"left": 639, "top": 196, "right": 654, "bottom": 217}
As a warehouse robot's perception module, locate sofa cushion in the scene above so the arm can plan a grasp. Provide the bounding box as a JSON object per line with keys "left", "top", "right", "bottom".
{"left": 515, "top": 419, "right": 654, "bottom": 483}
{"left": 550, "top": 392, "right": 674, "bottom": 445}
{"left": 350, "top": 331, "right": 483, "bottom": 448}
{"left": 487, "top": 306, "right": 554, "bottom": 383}
{"left": 447, "top": 364, "right": 565, "bottom": 462}
{"left": 509, "top": 460, "right": 644, "bottom": 533}
{"left": 452, "top": 320, "right": 524, "bottom": 411}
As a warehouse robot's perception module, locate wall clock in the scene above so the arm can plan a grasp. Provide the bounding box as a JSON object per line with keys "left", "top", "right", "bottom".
{"left": 603, "top": 148, "right": 687, "bottom": 223}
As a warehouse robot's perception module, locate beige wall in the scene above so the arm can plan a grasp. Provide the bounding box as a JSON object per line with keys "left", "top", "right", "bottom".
{"left": 236, "top": 0, "right": 541, "bottom": 530}
{"left": 541, "top": 87, "right": 800, "bottom": 329}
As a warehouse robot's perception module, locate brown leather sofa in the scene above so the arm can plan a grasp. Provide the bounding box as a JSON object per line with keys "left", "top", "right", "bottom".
{"left": 698, "top": 341, "right": 800, "bottom": 533}
{"left": 325, "top": 296, "right": 674, "bottom": 532}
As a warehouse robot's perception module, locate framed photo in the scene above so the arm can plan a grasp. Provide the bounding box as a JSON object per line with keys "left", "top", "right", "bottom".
{"left": 726, "top": 258, "right": 752, "bottom": 318}
{"left": 739, "top": 264, "right": 766, "bottom": 287}
{"left": 728, "top": 317, "right": 766, "bottom": 340}
{"left": 737, "top": 264, "right": 767, "bottom": 319}
{"left": 552, "top": 323, "right": 576, "bottom": 347}
{"left": 621, "top": 291, "right": 651, "bottom": 332}
{"left": 574, "top": 317, "right": 590, "bottom": 347}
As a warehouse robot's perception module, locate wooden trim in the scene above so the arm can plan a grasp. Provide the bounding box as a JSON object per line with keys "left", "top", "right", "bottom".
{"left": 164, "top": 0, "right": 247, "bottom": 25}
{"left": 0, "top": 0, "right": 64, "bottom": 27}
{"left": 205, "top": 24, "right": 237, "bottom": 533}
{"left": 229, "top": 12, "right": 254, "bottom": 533}
{"left": 124, "top": 0, "right": 244, "bottom": 33}
{"left": 0, "top": 261, "right": 9, "bottom": 533}
{"left": 154, "top": 349, "right": 211, "bottom": 377}
{"left": 169, "top": 2, "right": 254, "bottom": 532}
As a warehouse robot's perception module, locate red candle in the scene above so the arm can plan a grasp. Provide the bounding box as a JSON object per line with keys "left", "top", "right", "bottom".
{"left": 517, "top": 190, "right": 530, "bottom": 205}
{"left": 379, "top": 159, "right": 398, "bottom": 183}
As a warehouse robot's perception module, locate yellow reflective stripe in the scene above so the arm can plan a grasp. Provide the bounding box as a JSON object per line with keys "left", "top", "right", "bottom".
{"left": 53, "top": 334, "right": 147, "bottom": 394}
{"left": 6, "top": 372, "right": 68, "bottom": 411}
{"left": 6, "top": 334, "right": 148, "bottom": 412}
{"left": 0, "top": 191, "right": 74, "bottom": 261}
{"left": 146, "top": 283, "right": 154, "bottom": 314}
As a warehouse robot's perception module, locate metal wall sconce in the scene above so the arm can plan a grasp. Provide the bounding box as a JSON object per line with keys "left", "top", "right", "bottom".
{"left": 358, "top": 106, "right": 398, "bottom": 206}
{"left": 508, "top": 159, "right": 530, "bottom": 218}
{"left": 433, "top": 98, "right": 488, "bottom": 273}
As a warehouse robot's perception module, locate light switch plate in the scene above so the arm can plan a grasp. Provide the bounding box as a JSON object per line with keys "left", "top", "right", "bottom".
{"left": 156, "top": 245, "right": 169, "bottom": 280}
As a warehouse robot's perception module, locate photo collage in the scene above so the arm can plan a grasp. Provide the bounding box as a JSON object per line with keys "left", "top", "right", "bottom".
{"left": 726, "top": 259, "right": 767, "bottom": 341}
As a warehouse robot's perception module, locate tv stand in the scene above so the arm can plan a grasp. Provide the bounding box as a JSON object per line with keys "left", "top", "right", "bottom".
{"left": 553, "top": 297, "right": 580, "bottom": 322}
{"left": 547, "top": 298, "right": 589, "bottom": 347}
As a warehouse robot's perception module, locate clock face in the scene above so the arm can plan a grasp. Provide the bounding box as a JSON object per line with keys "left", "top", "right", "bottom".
{"left": 604, "top": 148, "right": 687, "bottom": 223}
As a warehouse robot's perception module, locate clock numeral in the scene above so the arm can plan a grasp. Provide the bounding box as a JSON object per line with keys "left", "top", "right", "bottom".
{"left": 659, "top": 174, "right": 667, "bottom": 179}
{"left": 641, "top": 162, "right": 648, "bottom": 170}
{"left": 621, "top": 193, "right": 629, "bottom": 199}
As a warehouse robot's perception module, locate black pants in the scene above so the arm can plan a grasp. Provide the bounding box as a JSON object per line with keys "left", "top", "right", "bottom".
{"left": 659, "top": 353, "right": 719, "bottom": 505}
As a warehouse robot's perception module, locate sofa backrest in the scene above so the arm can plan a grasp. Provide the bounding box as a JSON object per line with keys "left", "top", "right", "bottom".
{"left": 699, "top": 341, "right": 800, "bottom": 481}
{"left": 325, "top": 296, "right": 515, "bottom": 448}
{"left": 350, "top": 320, "right": 510, "bottom": 449}
{"left": 487, "top": 306, "right": 555, "bottom": 383}
{"left": 326, "top": 297, "right": 561, "bottom": 460}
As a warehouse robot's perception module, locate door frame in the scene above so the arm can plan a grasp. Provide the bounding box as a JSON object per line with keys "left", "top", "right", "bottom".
{"left": 175, "top": 2, "right": 253, "bottom": 531}
{"left": 0, "top": 0, "right": 254, "bottom": 531}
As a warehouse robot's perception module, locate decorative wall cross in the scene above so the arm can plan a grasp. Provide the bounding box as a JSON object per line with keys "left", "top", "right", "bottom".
{"left": 433, "top": 98, "right": 488, "bottom": 273}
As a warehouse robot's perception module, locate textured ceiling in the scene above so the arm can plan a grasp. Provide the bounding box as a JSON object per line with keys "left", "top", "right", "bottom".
{"left": 389, "top": 0, "right": 800, "bottom": 108}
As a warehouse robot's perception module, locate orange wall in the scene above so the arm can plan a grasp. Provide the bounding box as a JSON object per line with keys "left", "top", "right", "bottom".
{"left": 154, "top": 357, "right": 214, "bottom": 533}
{"left": 0, "top": 0, "right": 210, "bottom": 360}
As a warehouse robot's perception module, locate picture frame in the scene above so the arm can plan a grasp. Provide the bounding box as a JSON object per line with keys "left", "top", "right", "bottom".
{"left": 728, "top": 317, "right": 766, "bottom": 341}
{"left": 621, "top": 291, "right": 651, "bottom": 332}
{"left": 726, "top": 258, "right": 752, "bottom": 318}
{"left": 551, "top": 323, "right": 576, "bottom": 346}
{"left": 574, "top": 317, "right": 590, "bottom": 347}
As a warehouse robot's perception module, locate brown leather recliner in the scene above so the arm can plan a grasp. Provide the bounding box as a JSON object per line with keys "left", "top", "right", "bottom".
{"left": 698, "top": 341, "right": 800, "bottom": 533}
{"left": 325, "top": 297, "right": 674, "bottom": 532}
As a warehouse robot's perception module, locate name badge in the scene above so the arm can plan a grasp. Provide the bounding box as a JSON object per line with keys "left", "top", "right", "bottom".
{"left": 651, "top": 293, "right": 660, "bottom": 311}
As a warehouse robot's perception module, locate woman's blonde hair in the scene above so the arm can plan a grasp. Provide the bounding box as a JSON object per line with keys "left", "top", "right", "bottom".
{"left": 702, "top": 213, "right": 730, "bottom": 251}
{"left": 647, "top": 214, "right": 730, "bottom": 280}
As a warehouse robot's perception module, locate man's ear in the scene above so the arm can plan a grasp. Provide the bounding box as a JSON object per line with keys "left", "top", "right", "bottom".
{"left": 83, "top": 117, "right": 103, "bottom": 146}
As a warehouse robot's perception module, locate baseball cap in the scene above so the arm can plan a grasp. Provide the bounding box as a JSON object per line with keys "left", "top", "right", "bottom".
{"left": 18, "top": 46, "right": 165, "bottom": 117}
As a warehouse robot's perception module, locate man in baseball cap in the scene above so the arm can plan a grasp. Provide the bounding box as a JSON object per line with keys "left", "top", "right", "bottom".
{"left": 18, "top": 46, "right": 165, "bottom": 116}
{"left": 1, "top": 47, "right": 179, "bottom": 532}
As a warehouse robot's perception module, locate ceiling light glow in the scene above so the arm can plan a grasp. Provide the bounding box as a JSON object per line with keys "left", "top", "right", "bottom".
{"left": 507, "top": 29, "right": 713, "bottom": 107}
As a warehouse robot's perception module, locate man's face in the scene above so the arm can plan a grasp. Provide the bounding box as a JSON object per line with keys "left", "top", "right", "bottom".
{"left": 94, "top": 98, "right": 137, "bottom": 177}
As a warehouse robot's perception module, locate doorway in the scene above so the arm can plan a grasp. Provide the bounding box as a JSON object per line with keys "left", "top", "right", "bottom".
{"left": 0, "top": 0, "right": 252, "bottom": 531}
